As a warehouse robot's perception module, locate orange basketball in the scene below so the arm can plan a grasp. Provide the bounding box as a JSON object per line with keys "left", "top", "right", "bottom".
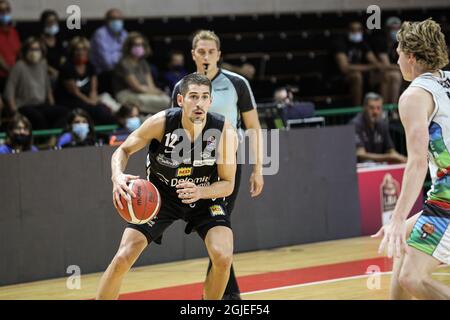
{"left": 117, "top": 179, "right": 161, "bottom": 224}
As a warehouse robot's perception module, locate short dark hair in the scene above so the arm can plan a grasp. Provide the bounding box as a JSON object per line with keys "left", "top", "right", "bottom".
{"left": 179, "top": 73, "right": 212, "bottom": 97}
{"left": 39, "top": 9, "right": 58, "bottom": 29}
{"left": 20, "top": 37, "right": 46, "bottom": 60}
{"left": 7, "top": 114, "right": 33, "bottom": 150}
{"left": 64, "top": 108, "right": 96, "bottom": 142}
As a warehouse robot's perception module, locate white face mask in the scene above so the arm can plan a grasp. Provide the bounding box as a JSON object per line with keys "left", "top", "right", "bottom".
{"left": 349, "top": 32, "right": 363, "bottom": 43}
{"left": 27, "top": 50, "right": 42, "bottom": 63}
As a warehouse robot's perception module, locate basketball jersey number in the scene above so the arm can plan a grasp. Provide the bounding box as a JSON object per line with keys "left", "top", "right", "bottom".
{"left": 164, "top": 133, "right": 178, "bottom": 149}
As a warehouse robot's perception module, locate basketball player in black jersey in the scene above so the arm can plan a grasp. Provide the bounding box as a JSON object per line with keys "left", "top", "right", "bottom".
{"left": 96, "top": 73, "right": 238, "bottom": 300}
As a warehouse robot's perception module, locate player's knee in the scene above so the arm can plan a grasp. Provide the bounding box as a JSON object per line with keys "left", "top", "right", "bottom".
{"left": 110, "top": 240, "right": 145, "bottom": 275}
{"left": 209, "top": 246, "right": 233, "bottom": 270}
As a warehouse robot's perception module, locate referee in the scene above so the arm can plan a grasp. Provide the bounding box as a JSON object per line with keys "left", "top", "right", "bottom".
{"left": 172, "top": 30, "right": 264, "bottom": 300}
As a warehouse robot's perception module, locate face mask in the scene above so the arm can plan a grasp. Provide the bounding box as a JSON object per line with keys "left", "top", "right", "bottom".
{"left": 390, "top": 30, "right": 398, "bottom": 42}
{"left": 74, "top": 53, "right": 88, "bottom": 65}
{"left": 44, "top": 24, "right": 59, "bottom": 36}
{"left": 72, "top": 123, "right": 89, "bottom": 141}
{"left": 125, "top": 117, "right": 141, "bottom": 132}
{"left": 348, "top": 32, "right": 363, "bottom": 43}
{"left": 27, "top": 51, "right": 42, "bottom": 63}
{"left": 12, "top": 133, "right": 31, "bottom": 146}
{"left": 0, "top": 14, "right": 12, "bottom": 25}
{"left": 108, "top": 19, "right": 124, "bottom": 33}
{"left": 131, "top": 45, "right": 145, "bottom": 58}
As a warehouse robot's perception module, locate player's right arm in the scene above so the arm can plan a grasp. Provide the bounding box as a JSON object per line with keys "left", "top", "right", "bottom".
{"left": 112, "top": 111, "right": 166, "bottom": 210}
{"left": 373, "top": 87, "right": 433, "bottom": 258}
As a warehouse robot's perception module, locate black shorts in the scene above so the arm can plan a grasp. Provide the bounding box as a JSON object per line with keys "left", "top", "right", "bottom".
{"left": 224, "top": 163, "right": 242, "bottom": 215}
{"left": 126, "top": 196, "right": 231, "bottom": 245}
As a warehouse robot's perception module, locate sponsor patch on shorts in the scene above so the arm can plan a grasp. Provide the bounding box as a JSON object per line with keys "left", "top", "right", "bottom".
{"left": 209, "top": 204, "right": 225, "bottom": 217}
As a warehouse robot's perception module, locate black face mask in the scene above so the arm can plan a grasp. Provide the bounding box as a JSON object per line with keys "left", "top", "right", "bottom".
{"left": 12, "top": 134, "right": 31, "bottom": 147}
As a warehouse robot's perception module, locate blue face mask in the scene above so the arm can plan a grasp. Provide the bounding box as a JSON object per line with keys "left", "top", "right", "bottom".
{"left": 0, "top": 14, "right": 12, "bottom": 25}
{"left": 126, "top": 117, "right": 141, "bottom": 132}
{"left": 44, "top": 24, "right": 59, "bottom": 36}
{"left": 348, "top": 32, "right": 363, "bottom": 43}
{"left": 72, "top": 123, "right": 89, "bottom": 141}
{"left": 108, "top": 19, "right": 124, "bottom": 33}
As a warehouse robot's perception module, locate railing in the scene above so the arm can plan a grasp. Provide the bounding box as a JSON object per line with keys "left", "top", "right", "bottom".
{"left": 0, "top": 124, "right": 118, "bottom": 140}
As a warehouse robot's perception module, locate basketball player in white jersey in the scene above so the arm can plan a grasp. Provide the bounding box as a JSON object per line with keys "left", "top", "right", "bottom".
{"left": 373, "top": 19, "right": 450, "bottom": 299}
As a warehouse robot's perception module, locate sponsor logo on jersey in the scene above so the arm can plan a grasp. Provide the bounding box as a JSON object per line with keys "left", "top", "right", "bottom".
{"left": 215, "top": 87, "right": 229, "bottom": 92}
{"left": 193, "top": 159, "right": 216, "bottom": 167}
{"left": 156, "top": 172, "right": 170, "bottom": 185}
{"left": 209, "top": 204, "right": 225, "bottom": 216}
{"left": 421, "top": 223, "right": 435, "bottom": 239}
{"left": 156, "top": 154, "right": 180, "bottom": 168}
{"left": 177, "top": 167, "right": 193, "bottom": 177}
{"left": 171, "top": 176, "right": 210, "bottom": 187}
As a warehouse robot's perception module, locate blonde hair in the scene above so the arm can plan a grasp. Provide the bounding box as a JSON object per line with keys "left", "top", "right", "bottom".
{"left": 192, "top": 30, "right": 221, "bottom": 50}
{"left": 397, "top": 18, "right": 449, "bottom": 70}
{"left": 68, "top": 36, "right": 90, "bottom": 56}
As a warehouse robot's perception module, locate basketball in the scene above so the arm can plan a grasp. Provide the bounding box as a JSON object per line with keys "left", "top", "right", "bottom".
{"left": 116, "top": 179, "right": 161, "bottom": 224}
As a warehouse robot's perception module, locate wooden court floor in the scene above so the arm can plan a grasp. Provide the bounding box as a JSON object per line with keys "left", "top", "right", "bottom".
{"left": 0, "top": 236, "right": 449, "bottom": 300}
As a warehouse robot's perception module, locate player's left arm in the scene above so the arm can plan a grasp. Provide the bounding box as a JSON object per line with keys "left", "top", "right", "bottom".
{"left": 177, "top": 121, "right": 238, "bottom": 203}
{"left": 373, "top": 86, "right": 434, "bottom": 258}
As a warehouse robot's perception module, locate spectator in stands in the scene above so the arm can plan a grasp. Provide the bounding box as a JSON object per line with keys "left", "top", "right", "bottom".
{"left": 163, "top": 50, "right": 188, "bottom": 91}
{"left": 108, "top": 102, "right": 141, "bottom": 146}
{"left": 0, "top": 114, "right": 38, "bottom": 154}
{"left": 4, "top": 37, "right": 69, "bottom": 130}
{"left": 57, "top": 36, "right": 117, "bottom": 125}
{"left": 56, "top": 108, "right": 97, "bottom": 149}
{"left": 113, "top": 32, "right": 171, "bottom": 114}
{"left": 0, "top": 0, "right": 20, "bottom": 92}
{"left": 90, "top": 8, "right": 127, "bottom": 75}
{"left": 350, "top": 92, "right": 406, "bottom": 164}
{"left": 370, "top": 16, "right": 403, "bottom": 104}
{"left": 273, "top": 86, "right": 315, "bottom": 123}
{"left": 333, "top": 21, "right": 399, "bottom": 106}
{"left": 39, "top": 10, "right": 66, "bottom": 85}
{"left": 90, "top": 8, "right": 128, "bottom": 93}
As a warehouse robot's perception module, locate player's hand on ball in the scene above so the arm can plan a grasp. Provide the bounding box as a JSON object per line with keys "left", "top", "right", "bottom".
{"left": 372, "top": 217, "right": 409, "bottom": 258}
{"left": 176, "top": 182, "right": 202, "bottom": 204}
{"left": 112, "top": 173, "right": 140, "bottom": 210}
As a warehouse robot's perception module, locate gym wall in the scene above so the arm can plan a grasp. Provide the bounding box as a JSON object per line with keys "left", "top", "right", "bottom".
{"left": 10, "top": 0, "right": 450, "bottom": 20}
{"left": 0, "top": 126, "right": 360, "bottom": 286}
